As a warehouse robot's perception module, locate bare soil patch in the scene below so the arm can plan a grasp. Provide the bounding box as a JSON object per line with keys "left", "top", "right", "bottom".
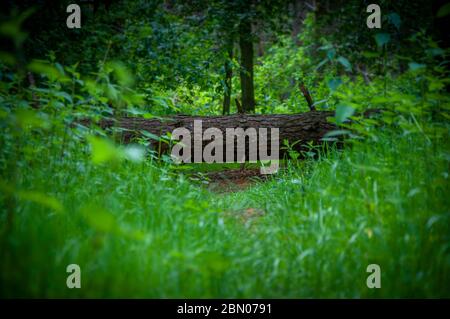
{"left": 200, "top": 168, "right": 269, "bottom": 193}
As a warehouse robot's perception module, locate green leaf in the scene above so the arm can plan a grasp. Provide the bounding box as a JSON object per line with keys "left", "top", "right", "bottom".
{"left": 0, "top": 8, "right": 34, "bottom": 47}
{"left": 81, "top": 204, "right": 145, "bottom": 240}
{"left": 124, "top": 145, "right": 146, "bottom": 163}
{"left": 17, "top": 191, "right": 64, "bottom": 213}
{"left": 126, "top": 108, "right": 146, "bottom": 116}
{"left": 327, "top": 77, "right": 343, "bottom": 92}
{"left": 408, "top": 62, "right": 426, "bottom": 71}
{"left": 437, "top": 3, "right": 450, "bottom": 17}
{"left": 107, "top": 61, "right": 135, "bottom": 87}
{"left": 428, "top": 79, "right": 444, "bottom": 92}
{"left": 337, "top": 56, "right": 352, "bottom": 71}
{"left": 315, "top": 58, "right": 329, "bottom": 70}
{"left": 106, "top": 83, "right": 118, "bottom": 101}
{"left": 81, "top": 205, "right": 117, "bottom": 233}
{"left": 321, "top": 129, "right": 351, "bottom": 142}
{"left": 371, "top": 96, "right": 390, "bottom": 104}
{"left": 326, "top": 48, "right": 336, "bottom": 60}
{"left": 54, "top": 91, "right": 73, "bottom": 104}
{"left": 374, "top": 33, "right": 391, "bottom": 47}
{"left": 141, "top": 130, "right": 163, "bottom": 141}
{"left": 0, "top": 180, "right": 63, "bottom": 213}
{"left": 387, "top": 12, "right": 401, "bottom": 30}
{"left": 143, "top": 113, "right": 154, "bottom": 119}
{"left": 335, "top": 104, "right": 355, "bottom": 124}
{"left": 362, "top": 51, "right": 380, "bottom": 58}
{"left": 28, "top": 60, "right": 60, "bottom": 81}
{"left": 323, "top": 129, "right": 351, "bottom": 138}
{"left": 87, "top": 135, "right": 124, "bottom": 164}
{"left": 426, "top": 48, "right": 445, "bottom": 56}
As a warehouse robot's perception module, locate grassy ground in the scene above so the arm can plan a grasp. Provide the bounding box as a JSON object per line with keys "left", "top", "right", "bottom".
{"left": 0, "top": 124, "right": 449, "bottom": 298}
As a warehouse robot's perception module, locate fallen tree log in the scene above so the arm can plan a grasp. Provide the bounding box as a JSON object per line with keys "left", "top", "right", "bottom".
{"left": 89, "top": 110, "right": 379, "bottom": 162}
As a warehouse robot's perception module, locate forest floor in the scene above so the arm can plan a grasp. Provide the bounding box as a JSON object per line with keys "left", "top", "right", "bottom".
{"left": 203, "top": 168, "right": 269, "bottom": 193}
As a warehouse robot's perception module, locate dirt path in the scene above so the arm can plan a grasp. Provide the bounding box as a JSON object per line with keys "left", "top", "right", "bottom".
{"left": 199, "top": 168, "right": 270, "bottom": 193}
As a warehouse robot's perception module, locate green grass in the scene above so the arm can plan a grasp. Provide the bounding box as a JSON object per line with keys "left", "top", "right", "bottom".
{"left": 0, "top": 125, "right": 449, "bottom": 298}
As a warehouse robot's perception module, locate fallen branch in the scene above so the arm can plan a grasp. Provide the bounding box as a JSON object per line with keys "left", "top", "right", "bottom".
{"left": 299, "top": 82, "right": 315, "bottom": 111}
{"left": 83, "top": 110, "right": 380, "bottom": 161}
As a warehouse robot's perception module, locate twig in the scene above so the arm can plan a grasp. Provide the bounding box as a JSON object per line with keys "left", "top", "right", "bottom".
{"left": 299, "top": 82, "right": 316, "bottom": 111}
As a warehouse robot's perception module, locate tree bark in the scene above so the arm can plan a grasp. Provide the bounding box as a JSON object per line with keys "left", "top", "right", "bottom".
{"left": 89, "top": 109, "right": 380, "bottom": 162}
{"left": 95, "top": 111, "right": 339, "bottom": 161}
{"left": 239, "top": 18, "right": 255, "bottom": 113}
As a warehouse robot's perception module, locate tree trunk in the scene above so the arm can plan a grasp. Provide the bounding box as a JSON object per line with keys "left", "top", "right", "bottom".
{"left": 95, "top": 111, "right": 339, "bottom": 161}
{"left": 90, "top": 110, "right": 380, "bottom": 161}
{"left": 222, "top": 42, "right": 233, "bottom": 115}
{"left": 239, "top": 18, "right": 255, "bottom": 113}
{"left": 291, "top": 0, "right": 304, "bottom": 45}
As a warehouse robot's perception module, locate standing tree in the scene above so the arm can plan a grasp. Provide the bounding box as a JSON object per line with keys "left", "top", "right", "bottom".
{"left": 221, "top": 0, "right": 288, "bottom": 113}
{"left": 238, "top": 5, "right": 256, "bottom": 113}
